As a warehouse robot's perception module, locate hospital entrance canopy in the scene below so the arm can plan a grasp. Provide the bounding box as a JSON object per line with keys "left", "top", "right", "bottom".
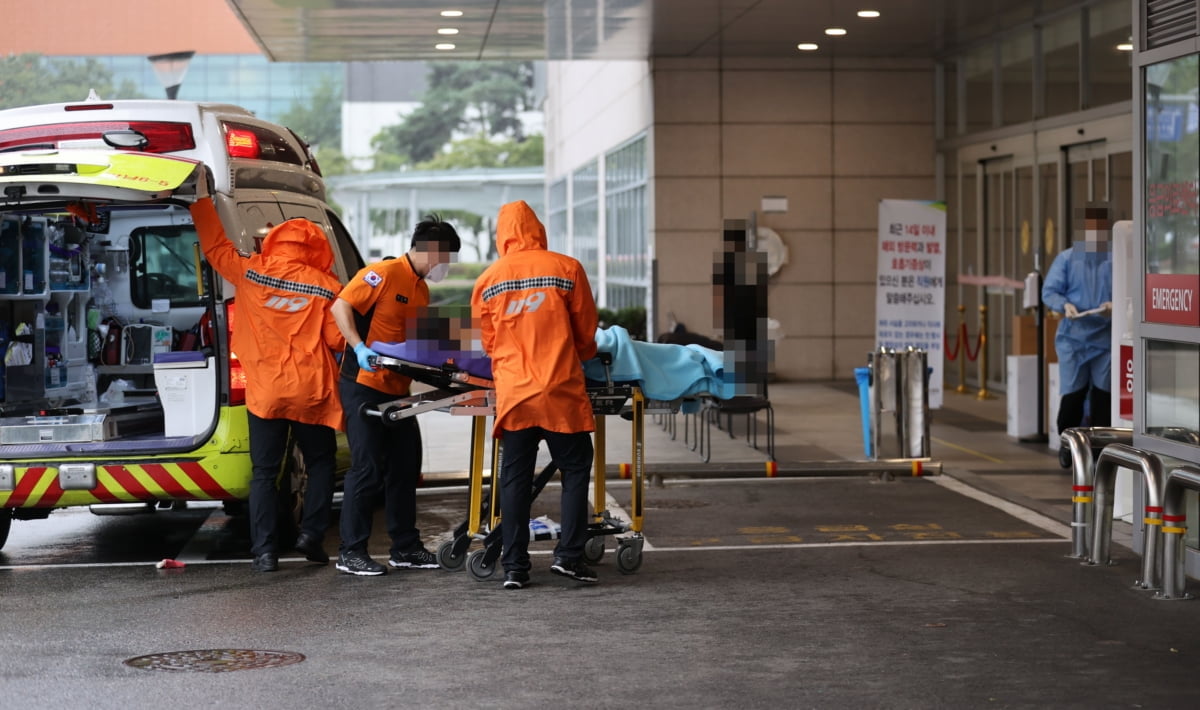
{"left": 226, "top": 0, "right": 1034, "bottom": 62}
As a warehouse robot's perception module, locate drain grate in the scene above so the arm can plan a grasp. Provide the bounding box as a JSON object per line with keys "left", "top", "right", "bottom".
{"left": 124, "top": 649, "right": 305, "bottom": 673}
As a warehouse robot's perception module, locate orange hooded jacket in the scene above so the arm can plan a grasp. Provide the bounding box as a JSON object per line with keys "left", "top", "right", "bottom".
{"left": 471, "top": 200, "right": 598, "bottom": 436}
{"left": 191, "top": 198, "right": 346, "bottom": 430}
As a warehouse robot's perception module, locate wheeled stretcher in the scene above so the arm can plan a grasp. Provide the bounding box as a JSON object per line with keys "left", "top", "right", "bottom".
{"left": 362, "top": 340, "right": 657, "bottom": 577}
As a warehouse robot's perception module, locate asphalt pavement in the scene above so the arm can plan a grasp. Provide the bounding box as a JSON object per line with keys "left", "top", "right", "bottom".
{"left": 2, "top": 381, "right": 1198, "bottom": 708}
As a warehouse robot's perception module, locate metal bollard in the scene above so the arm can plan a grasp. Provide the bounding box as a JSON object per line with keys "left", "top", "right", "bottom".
{"left": 1061, "top": 427, "right": 1133, "bottom": 559}
{"left": 1087, "top": 443, "right": 1164, "bottom": 592}
{"left": 867, "top": 348, "right": 930, "bottom": 460}
{"left": 1156, "top": 464, "right": 1200, "bottom": 601}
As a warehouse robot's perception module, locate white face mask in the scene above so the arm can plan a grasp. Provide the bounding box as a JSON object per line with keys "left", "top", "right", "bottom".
{"left": 426, "top": 262, "right": 450, "bottom": 283}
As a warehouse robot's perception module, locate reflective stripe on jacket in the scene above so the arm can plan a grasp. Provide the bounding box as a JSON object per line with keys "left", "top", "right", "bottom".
{"left": 471, "top": 200, "right": 598, "bottom": 436}
{"left": 191, "top": 198, "right": 346, "bottom": 430}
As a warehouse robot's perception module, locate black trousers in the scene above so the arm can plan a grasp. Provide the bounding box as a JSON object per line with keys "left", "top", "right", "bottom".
{"left": 499, "top": 427, "right": 594, "bottom": 573}
{"left": 338, "top": 379, "right": 423, "bottom": 556}
{"left": 1057, "top": 385, "right": 1111, "bottom": 435}
{"left": 246, "top": 413, "right": 336, "bottom": 557}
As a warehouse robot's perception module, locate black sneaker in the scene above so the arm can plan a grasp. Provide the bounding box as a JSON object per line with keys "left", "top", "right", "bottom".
{"left": 336, "top": 551, "right": 386, "bottom": 576}
{"left": 294, "top": 534, "right": 329, "bottom": 565}
{"left": 503, "top": 570, "right": 531, "bottom": 590}
{"left": 550, "top": 557, "right": 598, "bottom": 583}
{"left": 389, "top": 547, "right": 439, "bottom": 569}
{"left": 250, "top": 553, "right": 278, "bottom": 573}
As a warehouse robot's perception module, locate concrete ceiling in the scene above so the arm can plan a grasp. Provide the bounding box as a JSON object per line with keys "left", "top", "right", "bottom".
{"left": 227, "top": 0, "right": 1045, "bottom": 62}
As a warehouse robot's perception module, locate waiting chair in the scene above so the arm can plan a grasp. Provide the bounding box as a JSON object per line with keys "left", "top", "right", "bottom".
{"left": 698, "top": 388, "right": 775, "bottom": 463}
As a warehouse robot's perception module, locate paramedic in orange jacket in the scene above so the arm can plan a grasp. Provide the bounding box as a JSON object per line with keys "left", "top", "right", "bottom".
{"left": 331, "top": 217, "right": 461, "bottom": 577}
{"left": 471, "top": 200, "right": 599, "bottom": 589}
{"left": 191, "top": 170, "right": 345, "bottom": 573}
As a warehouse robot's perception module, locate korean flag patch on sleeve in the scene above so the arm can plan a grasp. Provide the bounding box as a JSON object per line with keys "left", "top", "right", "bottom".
{"left": 363, "top": 270, "right": 383, "bottom": 288}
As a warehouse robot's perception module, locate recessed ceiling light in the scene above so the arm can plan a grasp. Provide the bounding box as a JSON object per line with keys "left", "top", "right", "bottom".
{"left": 857, "top": 10, "right": 881, "bottom": 18}
{"left": 1116, "top": 42, "right": 1133, "bottom": 51}
{"left": 437, "top": 28, "right": 459, "bottom": 35}
{"left": 440, "top": 10, "right": 463, "bottom": 17}
{"left": 824, "top": 27, "right": 847, "bottom": 36}
{"left": 435, "top": 43, "right": 457, "bottom": 50}
{"left": 797, "top": 43, "right": 819, "bottom": 51}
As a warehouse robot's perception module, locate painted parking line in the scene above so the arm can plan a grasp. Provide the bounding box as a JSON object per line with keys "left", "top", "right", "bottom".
{"left": 931, "top": 437, "right": 1005, "bottom": 463}
{"left": 930, "top": 474, "right": 1072, "bottom": 539}
{"left": 647, "top": 538, "right": 1068, "bottom": 553}
{"left": 590, "top": 490, "right": 656, "bottom": 551}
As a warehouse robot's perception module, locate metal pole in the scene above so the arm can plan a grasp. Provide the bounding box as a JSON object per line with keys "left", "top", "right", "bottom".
{"left": 977, "top": 304, "right": 990, "bottom": 399}
{"left": 956, "top": 304, "right": 968, "bottom": 393}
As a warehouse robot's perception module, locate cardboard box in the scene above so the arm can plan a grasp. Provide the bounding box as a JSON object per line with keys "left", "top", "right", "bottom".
{"left": 1011, "top": 314, "right": 1058, "bottom": 363}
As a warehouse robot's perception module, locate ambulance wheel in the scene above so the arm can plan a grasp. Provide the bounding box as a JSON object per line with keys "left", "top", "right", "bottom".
{"left": 616, "top": 542, "right": 642, "bottom": 575}
{"left": 0, "top": 511, "right": 11, "bottom": 551}
{"left": 467, "top": 549, "right": 496, "bottom": 580}
{"left": 438, "top": 540, "right": 466, "bottom": 571}
{"left": 583, "top": 536, "right": 605, "bottom": 564}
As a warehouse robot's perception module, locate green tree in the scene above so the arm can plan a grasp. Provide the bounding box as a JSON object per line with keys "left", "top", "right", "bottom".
{"left": 0, "top": 54, "right": 141, "bottom": 110}
{"left": 417, "top": 134, "right": 544, "bottom": 170}
{"left": 277, "top": 74, "right": 342, "bottom": 151}
{"left": 371, "top": 61, "right": 535, "bottom": 165}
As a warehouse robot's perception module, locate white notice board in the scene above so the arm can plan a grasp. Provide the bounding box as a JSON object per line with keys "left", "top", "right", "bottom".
{"left": 875, "top": 199, "right": 946, "bottom": 409}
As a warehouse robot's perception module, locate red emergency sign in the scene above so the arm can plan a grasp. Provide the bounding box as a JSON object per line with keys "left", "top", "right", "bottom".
{"left": 1145, "top": 273, "right": 1200, "bottom": 326}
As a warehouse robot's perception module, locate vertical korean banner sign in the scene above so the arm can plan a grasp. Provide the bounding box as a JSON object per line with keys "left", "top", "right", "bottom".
{"left": 875, "top": 199, "right": 947, "bottom": 409}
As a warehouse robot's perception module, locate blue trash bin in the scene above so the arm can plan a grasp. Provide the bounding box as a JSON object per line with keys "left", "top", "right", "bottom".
{"left": 854, "top": 366, "right": 871, "bottom": 458}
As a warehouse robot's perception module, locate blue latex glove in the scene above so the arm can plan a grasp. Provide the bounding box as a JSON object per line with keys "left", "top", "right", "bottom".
{"left": 354, "top": 342, "right": 378, "bottom": 372}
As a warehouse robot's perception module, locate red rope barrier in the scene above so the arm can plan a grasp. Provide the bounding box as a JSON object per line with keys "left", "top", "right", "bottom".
{"left": 963, "top": 323, "right": 983, "bottom": 362}
{"left": 944, "top": 325, "right": 961, "bottom": 361}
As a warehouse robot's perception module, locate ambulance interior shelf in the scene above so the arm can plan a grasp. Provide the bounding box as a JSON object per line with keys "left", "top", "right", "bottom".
{"left": 0, "top": 206, "right": 212, "bottom": 443}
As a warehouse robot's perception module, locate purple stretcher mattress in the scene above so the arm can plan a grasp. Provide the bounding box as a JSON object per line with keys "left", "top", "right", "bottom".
{"left": 370, "top": 340, "right": 494, "bottom": 380}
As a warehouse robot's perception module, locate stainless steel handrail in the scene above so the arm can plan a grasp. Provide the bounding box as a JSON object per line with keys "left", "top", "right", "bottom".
{"left": 1087, "top": 443, "right": 1164, "bottom": 592}
{"left": 1061, "top": 427, "right": 1133, "bottom": 559}
{"left": 1155, "top": 464, "right": 1200, "bottom": 601}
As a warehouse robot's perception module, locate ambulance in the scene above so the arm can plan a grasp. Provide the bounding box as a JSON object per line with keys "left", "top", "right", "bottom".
{"left": 0, "top": 97, "right": 362, "bottom": 550}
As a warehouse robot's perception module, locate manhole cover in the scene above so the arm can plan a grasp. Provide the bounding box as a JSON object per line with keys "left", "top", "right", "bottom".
{"left": 644, "top": 498, "right": 709, "bottom": 510}
{"left": 124, "top": 649, "right": 305, "bottom": 673}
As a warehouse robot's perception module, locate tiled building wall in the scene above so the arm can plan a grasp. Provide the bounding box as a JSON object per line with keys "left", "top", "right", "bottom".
{"left": 652, "top": 57, "right": 937, "bottom": 380}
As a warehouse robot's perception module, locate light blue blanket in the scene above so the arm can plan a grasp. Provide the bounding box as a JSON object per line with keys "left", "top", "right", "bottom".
{"left": 584, "top": 325, "right": 733, "bottom": 401}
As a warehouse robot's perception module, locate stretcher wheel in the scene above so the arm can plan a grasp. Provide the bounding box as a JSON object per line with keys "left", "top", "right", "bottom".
{"left": 379, "top": 406, "right": 405, "bottom": 426}
{"left": 583, "top": 536, "right": 605, "bottom": 564}
{"left": 467, "top": 549, "right": 496, "bottom": 580}
{"left": 437, "top": 540, "right": 467, "bottom": 571}
{"left": 616, "top": 542, "right": 642, "bottom": 575}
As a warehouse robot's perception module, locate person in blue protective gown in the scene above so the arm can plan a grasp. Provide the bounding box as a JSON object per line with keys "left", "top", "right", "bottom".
{"left": 1042, "top": 204, "right": 1113, "bottom": 466}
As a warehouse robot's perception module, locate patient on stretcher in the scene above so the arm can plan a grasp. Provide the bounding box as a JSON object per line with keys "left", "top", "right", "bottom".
{"left": 370, "top": 309, "right": 738, "bottom": 401}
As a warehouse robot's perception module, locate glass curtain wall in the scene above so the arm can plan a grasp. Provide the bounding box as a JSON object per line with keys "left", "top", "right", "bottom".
{"left": 942, "top": 0, "right": 1133, "bottom": 393}
{"left": 603, "top": 136, "right": 648, "bottom": 310}
{"left": 547, "top": 178, "right": 569, "bottom": 254}
{"left": 66, "top": 55, "right": 342, "bottom": 123}
{"left": 571, "top": 161, "right": 600, "bottom": 291}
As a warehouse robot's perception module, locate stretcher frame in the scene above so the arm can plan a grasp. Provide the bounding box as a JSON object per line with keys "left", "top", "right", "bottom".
{"left": 364, "top": 353, "right": 649, "bottom": 576}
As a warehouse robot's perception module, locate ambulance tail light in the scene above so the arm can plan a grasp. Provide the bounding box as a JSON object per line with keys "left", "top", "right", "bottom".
{"left": 225, "top": 300, "right": 246, "bottom": 406}
{"left": 229, "top": 353, "right": 247, "bottom": 406}
{"left": 224, "top": 127, "right": 260, "bottom": 159}
{"left": 0, "top": 121, "right": 195, "bottom": 153}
